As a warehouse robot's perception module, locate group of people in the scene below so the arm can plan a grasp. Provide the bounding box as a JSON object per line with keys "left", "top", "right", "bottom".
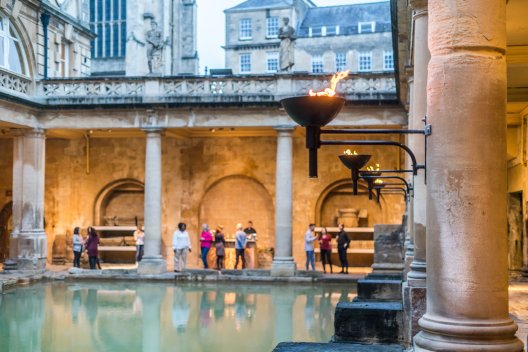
{"left": 304, "top": 223, "right": 350, "bottom": 274}
{"left": 171, "top": 221, "right": 257, "bottom": 272}
{"left": 71, "top": 226, "right": 102, "bottom": 270}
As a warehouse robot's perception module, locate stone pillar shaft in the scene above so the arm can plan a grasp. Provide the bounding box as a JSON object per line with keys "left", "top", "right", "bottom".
{"left": 407, "top": 2, "right": 429, "bottom": 285}
{"left": 11, "top": 129, "right": 47, "bottom": 270}
{"left": 271, "top": 127, "right": 296, "bottom": 276}
{"left": 414, "top": 0, "right": 523, "bottom": 350}
{"left": 138, "top": 128, "right": 166, "bottom": 274}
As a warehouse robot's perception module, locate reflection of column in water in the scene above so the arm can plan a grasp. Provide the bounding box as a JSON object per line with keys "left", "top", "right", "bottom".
{"left": 138, "top": 285, "right": 166, "bottom": 352}
{"left": 172, "top": 287, "right": 190, "bottom": 332}
{"left": 272, "top": 287, "right": 294, "bottom": 345}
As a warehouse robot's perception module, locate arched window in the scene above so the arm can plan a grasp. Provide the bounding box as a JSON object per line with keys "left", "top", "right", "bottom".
{"left": 0, "top": 14, "right": 29, "bottom": 76}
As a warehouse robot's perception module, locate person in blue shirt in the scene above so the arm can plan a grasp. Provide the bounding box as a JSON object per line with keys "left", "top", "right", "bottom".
{"left": 234, "top": 223, "right": 247, "bottom": 269}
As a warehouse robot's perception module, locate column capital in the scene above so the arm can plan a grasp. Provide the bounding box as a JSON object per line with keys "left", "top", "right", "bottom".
{"left": 142, "top": 127, "right": 164, "bottom": 134}
{"left": 12, "top": 128, "right": 46, "bottom": 138}
{"left": 274, "top": 125, "right": 295, "bottom": 135}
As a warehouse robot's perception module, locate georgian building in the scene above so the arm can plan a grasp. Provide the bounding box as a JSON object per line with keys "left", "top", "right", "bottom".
{"left": 224, "top": 0, "right": 393, "bottom": 75}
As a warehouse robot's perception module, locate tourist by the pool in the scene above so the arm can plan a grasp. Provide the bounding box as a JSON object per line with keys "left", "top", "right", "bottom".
{"left": 214, "top": 225, "right": 226, "bottom": 270}
{"left": 172, "top": 222, "right": 192, "bottom": 272}
{"left": 133, "top": 224, "right": 145, "bottom": 263}
{"left": 200, "top": 223, "right": 213, "bottom": 268}
{"left": 304, "top": 223, "right": 317, "bottom": 271}
{"left": 319, "top": 227, "right": 333, "bottom": 273}
{"left": 234, "top": 223, "right": 247, "bottom": 269}
{"left": 85, "top": 227, "right": 100, "bottom": 270}
{"left": 336, "top": 223, "right": 350, "bottom": 274}
{"left": 243, "top": 220, "right": 257, "bottom": 240}
{"left": 72, "top": 227, "right": 83, "bottom": 268}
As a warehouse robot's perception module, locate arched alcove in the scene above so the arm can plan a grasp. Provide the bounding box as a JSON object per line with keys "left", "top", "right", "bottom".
{"left": 93, "top": 179, "right": 144, "bottom": 226}
{"left": 199, "top": 175, "right": 274, "bottom": 266}
{"left": 315, "top": 179, "right": 398, "bottom": 227}
{"left": 0, "top": 201, "right": 12, "bottom": 263}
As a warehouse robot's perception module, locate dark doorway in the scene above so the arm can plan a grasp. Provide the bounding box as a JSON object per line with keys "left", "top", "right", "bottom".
{"left": 0, "top": 202, "right": 13, "bottom": 263}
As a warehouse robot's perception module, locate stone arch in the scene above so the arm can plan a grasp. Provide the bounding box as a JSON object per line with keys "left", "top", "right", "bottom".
{"left": 93, "top": 179, "right": 145, "bottom": 226}
{"left": 198, "top": 175, "right": 274, "bottom": 266}
{"left": 0, "top": 201, "right": 12, "bottom": 263}
{"left": 314, "top": 178, "right": 393, "bottom": 228}
{"left": 0, "top": 9, "right": 36, "bottom": 79}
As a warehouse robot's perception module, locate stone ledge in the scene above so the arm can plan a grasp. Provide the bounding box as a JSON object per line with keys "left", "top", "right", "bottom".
{"left": 273, "top": 342, "right": 404, "bottom": 351}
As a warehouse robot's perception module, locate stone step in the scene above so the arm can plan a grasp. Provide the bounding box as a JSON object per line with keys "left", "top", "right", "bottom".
{"left": 357, "top": 279, "right": 402, "bottom": 300}
{"left": 334, "top": 301, "right": 404, "bottom": 344}
{"left": 273, "top": 342, "right": 404, "bottom": 351}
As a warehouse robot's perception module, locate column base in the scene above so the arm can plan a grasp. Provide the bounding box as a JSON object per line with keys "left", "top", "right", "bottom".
{"left": 271, "top": 258, "right": 296, "bottom": 277}
{"left": 414, "top": 314, "right": 524, "bottom": 352}
{"left": 16, "top": 258, "right": 47, "bottom": 271}
{"left": 137, "top": 257, "right": 167, "bottom": 275}
{"left": 16, "top": 230, "right": 47, "bottom": 271}
{"left": 403, "top": 282, "right": 427, "bottom": 345}
{"left": 407, "top": 260, "right": 427, "bottom": 286}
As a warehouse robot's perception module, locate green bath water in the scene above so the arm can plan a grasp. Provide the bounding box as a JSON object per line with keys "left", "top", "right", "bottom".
{"left": 0, "top": 281, "right": 356, "bottom": 352}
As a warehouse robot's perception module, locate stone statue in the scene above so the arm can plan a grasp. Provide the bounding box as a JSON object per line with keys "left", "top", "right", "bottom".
{"left": 146, "top": 20, "right": 163, "bottom": 74}
{"left": 278, "top": 17, "right": 296, "bottom": 72}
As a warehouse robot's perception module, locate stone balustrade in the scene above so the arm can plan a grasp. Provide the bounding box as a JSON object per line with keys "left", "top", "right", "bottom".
{"left": 35, "top": 73, "right": 396, "bottom": 106}
{"left": 0, "top": 69, "right": 33, "bottom": 96}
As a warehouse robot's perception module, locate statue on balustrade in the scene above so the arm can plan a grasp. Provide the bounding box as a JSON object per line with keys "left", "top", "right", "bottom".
{"left": 279, "top": 17, "right": 296, "bottom": 72}
{"left": 146, "top": 20, "right": 164, "bottom": 74}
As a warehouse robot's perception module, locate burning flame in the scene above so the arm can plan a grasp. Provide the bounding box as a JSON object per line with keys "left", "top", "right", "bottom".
{"left": 309, "top": 70, "right": 350, "bottom": 97}
{"left": 343, "top": 149, "right": 358, "bottom": 155}
{"left": 374, "top": 179, "right": 384, "bottom": 184}
{"left": 367, "top": 164, "right": 380, "bottom": 172}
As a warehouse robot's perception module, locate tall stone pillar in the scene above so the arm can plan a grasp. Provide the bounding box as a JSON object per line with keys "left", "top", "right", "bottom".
{"left": 138, "top": 128, "right": 166, "bottom": 274}
{"left": 271, "top": 126, "right": 296, "bottom": 277}
{"left": 10, "top": 129, "right": 47, "bottom": 271}
{"left": 414, "top": 0, "right": 523, "bottom": 351}
{"left": 407, "top": 0, "right": 428, "bottom": 286}
{"left": 404, "top": 65, "right": 415, "bottom": 273}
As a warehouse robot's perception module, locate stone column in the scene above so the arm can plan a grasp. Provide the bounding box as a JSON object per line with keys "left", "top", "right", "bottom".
{"left": 138, "top": 128, "right": 167, "bottom": 274}
{"left": 404, "top": 65, "right": 415, "bottom": 274}
{"left": 414, "top": 0, "right": 523, "bottom": 350}
{"left": 407, "top": 0, "right": 428, "bottom": 286}
{"left": 10, "top": 129, "right": 47, "bottom": 271}
{"left": 271, "top": 126, "right": 296, "bottom": 276}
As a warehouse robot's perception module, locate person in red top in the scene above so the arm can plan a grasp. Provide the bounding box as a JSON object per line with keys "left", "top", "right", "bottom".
{"left": 200, "top": 224, "right": 214, "bottom": 268}
{"left": 319, "top": 227, "right": 333, "bottom": 273}
{"left": 85, "top": 227, "right": 100, "bottom": 270}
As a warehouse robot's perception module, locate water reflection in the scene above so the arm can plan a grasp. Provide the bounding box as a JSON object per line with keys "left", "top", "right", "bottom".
{"left": 0, "top": 281, "right": 355, "bottom": 352}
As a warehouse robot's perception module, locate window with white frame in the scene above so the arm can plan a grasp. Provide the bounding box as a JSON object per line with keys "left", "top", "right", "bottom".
{"left": 57, "top": 42, "right": 70, "bottom": 78}
{"left": 0, "top": 14, "right": 29, "bottom": 76}
{"left": 311, "top": 55, "right": 323, "bottom": 73}
{"left": 309, "top": 26, "right": 322, "bottom": 37}
{"left": 326, "top": 25, "right": 339, "bottom": 36}
{"left": 240, "top": 53, "right": 251, "bottom": 73}
{"left": 239, "top": 18, "right": 252, "bottom": 40}
{"left": 266, "top": 16, "right": 279, "bottom": 38}
{"left": 89, "top": 0, "right": 127, "bottom": 59}
{"left": 358, "top": 21, "right": 375, "bottom": 34}
{"left": 384, "top": 51, "right": 394, "bottom": 71}
{"left": 335, "top": 52, "right": 347, "bottom": 72}
{"left": 266, "top": 52, "right": 279, "bottom": 72}
{"left": 358, "top": 52, "right": 372, "bottom": 72}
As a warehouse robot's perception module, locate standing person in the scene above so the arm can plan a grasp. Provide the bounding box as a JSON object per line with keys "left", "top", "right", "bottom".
{"left": 72, "top": 227, "right": 83, "bottom": 268}
{"left": 200, "top": 224, "right": 213, "bottom": 269}
{"left": 319, "top": 227, "right": 333, "bottom": 274}
{"left": 133, "top": 224, "right": 145, "bottom": 263}
{"left": 305, "top": 224, "right": 317, "bottom": 271}
{"left": 243, "top": 221, "right": 257, "bottom": 240}
{"left": 85, "top": 227, "right": 100, "bottom": 270}
{"left": 336, "top": 223, "right": 350, "bottom": 274}
{"left": 172, "top": 222, "right": 192, "bottom": 272}
{"left": 234, "top": 223, "right": 247, "bottom": 269}
{"left": 214, "top": 225, "right": 226, "bottom": 270}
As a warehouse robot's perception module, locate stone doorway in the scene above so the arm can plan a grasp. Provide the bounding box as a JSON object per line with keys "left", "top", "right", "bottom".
{"left": 0, "top": 202, "right": 12, "bottom": 263}
{"left": 507, "top": 192, "right": 524, "bottom": 270}
{"left": 199, "top": 175, "right": 274, "bottom": 267}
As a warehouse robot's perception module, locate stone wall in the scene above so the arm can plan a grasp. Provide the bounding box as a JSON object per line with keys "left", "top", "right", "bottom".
{"left": 0, "top": 139, "right": 13, "bottom": 213}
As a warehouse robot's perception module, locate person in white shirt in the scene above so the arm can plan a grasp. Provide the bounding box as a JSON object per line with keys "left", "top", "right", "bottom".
{"left": 133, "top": 224, "right": 145, "bottom": 262}
{"left": 172, "top": 222, "right": 192, "bottom": 272}
{"left": 72, "top": 227, "right": 83, "bottom": 268}
{"left": 305, "top": 223, "right": 317, "bottom": 271}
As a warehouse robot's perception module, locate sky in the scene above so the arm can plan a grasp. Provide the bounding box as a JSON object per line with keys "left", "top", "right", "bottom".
{"left": 196, "top": 0, "right": 387, "bottom": 74}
